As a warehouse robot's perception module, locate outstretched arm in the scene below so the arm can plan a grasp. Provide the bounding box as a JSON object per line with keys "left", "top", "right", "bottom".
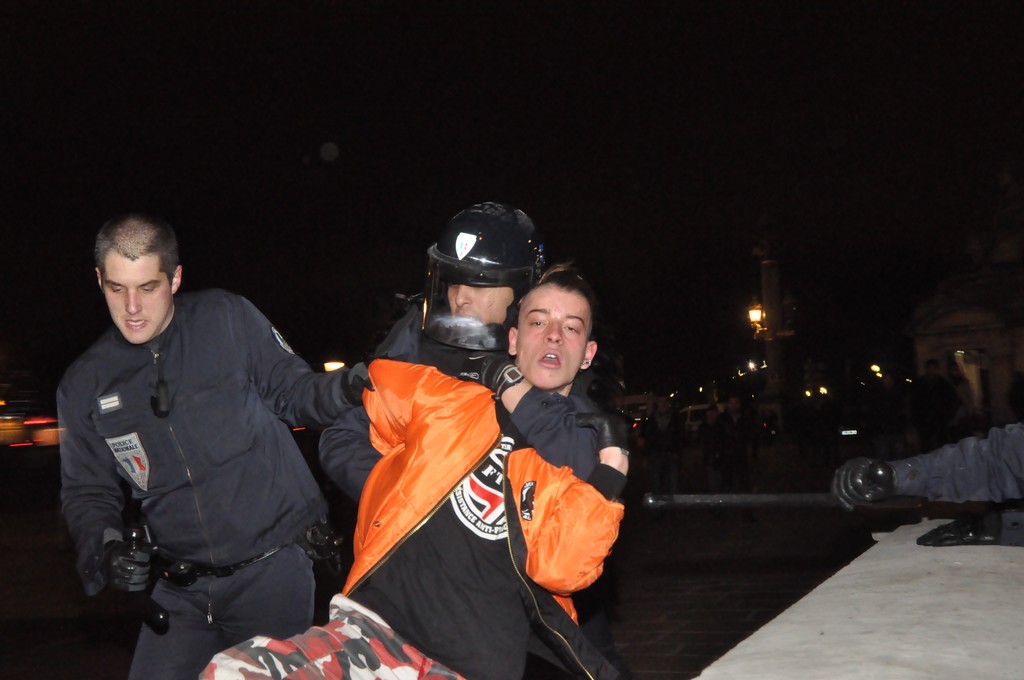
{"left": 833, "top": 423, "right": 1024, "bottom": 510}
{"left": 892, "top": 423, "right": 1024, "bottom": 502}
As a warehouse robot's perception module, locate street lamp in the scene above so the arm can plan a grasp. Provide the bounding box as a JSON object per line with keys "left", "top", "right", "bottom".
{"left": 749, "top": 242, "right": 791, "bottom": 430}
{"left": 748, "top": 301, "right": 766, "bottom": 339}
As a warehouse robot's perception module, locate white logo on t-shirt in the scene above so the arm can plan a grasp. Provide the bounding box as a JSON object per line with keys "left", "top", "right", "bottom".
{"left": 449, "top": 437, "right": 513, "bottom": 540}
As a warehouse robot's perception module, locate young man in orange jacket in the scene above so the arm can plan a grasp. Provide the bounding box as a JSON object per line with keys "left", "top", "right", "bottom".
{"left": 204, "top": 266, "right": 629, "bottom": 680}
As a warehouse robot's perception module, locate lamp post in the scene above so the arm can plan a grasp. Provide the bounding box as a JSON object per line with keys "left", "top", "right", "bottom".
{"left": 748, "top": 241, "right": 792, "bottom": 430}
{"left": 759, "top": 255, "right": 785, "bottom": 398}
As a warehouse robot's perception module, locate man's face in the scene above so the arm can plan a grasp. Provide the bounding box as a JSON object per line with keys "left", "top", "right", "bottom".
{"left": 447, "top": 284, "right": 515, "bottom": 325}
{"left": 508, "top": 285, "right": 597, "bottom": 397}
{"left": 97, "top": 253, "right": 181, "bottom": 345}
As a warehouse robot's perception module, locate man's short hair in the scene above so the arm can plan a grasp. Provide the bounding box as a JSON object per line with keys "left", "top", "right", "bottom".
{"left": 526, "top": 263, "right": 599, "bottom": 338}
{"left": 95, "top": 213, "right": 179, "bottom": 280}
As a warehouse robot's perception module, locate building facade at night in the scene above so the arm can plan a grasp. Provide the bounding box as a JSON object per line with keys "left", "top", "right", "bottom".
{"left": 910, "top": 193, "right": 1024, "bottom": 428}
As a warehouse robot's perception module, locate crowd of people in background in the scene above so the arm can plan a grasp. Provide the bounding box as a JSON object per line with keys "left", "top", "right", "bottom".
{"left": 625, "top": 351, "right": 1003, "bottom": 503}
{"left": 632, "top": 392, "right": 761, "bottom": 506}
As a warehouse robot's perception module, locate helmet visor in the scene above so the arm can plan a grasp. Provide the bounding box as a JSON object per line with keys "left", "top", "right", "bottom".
{"left": 422, "top": 252, "right": 530, "bottom": 350}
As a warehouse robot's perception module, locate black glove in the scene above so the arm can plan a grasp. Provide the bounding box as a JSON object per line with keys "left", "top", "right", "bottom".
{"left": 105, "top": 539, "right": 152, "bottom": 592}
{"left": 576, "top": 411, "right": 630, "bottom": 455}
{"left": 831, "top": 457, "right": 897, "bottom": 511}
{"left": 457, "top": 354, "right": 522, "bottom": 398}
{"left": 340, "top": 362, "right": 372, "bottom": 406}
{"left": 916, "top": 513, "right": 1001, "bottom": 546}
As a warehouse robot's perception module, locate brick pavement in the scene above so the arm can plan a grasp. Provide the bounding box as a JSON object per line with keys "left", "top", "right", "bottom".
{"left": 0, "top": 439, "right": 885, "bottom": 679}
{"left": 606, "top": 504, "right": 874, "bottom": 679}
{"left": 594, "top": 438, "right": 879, "bottom": 680}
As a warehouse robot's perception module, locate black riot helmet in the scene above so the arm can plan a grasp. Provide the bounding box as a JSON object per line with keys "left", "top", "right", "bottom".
{"left": 423, "top": 202, "right": 545, "bottom": 350}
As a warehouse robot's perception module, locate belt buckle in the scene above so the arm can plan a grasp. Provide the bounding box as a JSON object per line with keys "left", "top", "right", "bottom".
{"left": 162, "top": 561, "right": 198, "bottom": 587}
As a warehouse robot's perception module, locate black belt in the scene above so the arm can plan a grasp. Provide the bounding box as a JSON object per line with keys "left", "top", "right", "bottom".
{"left": 157, "top": 546, "right": 282, "bottom": 587}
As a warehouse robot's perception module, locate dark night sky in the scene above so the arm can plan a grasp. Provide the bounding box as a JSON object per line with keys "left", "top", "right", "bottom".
{"left": 3, "top": 1, "right": 1024, "bottom": 399}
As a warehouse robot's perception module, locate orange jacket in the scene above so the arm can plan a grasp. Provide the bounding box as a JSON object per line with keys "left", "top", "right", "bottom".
{"left": 342, "top": 359, "right": 624, "bottom": 622}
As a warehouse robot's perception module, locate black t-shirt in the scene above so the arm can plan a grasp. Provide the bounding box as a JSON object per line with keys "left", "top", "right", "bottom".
{"left": 351, "top": 405, "right": 532, "bottom": 680}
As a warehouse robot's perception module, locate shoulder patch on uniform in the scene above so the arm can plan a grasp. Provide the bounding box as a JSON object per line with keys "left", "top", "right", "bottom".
{"left": 98, "top": 393, "right": 122, "bottom": 414}
{"left": 455, "top": 232, "right": 476, "bottom": 260}
{"left": 272, "top": 327, "right": 295, "bottom": 354}
{"left": 106, "top": 433, "right": 151, "bottom": 490}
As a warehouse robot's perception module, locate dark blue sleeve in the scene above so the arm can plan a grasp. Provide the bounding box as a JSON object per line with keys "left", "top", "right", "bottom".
{"left": 318, "top": 407, "right": 380, "bottom": 502}
{"left": 893, "top": 423, "right": 1024, "bottom": 502}
{"left": 508, "top": 389, "right": 599, "bottom": 479}
{"left": 58, "top": 375, "right": 126, "bottom": 596}
{"left": 316, "top": 304, "right": 423, "bottom": 502}
{"left": 236, "top": 295, "right": 353, "bottom": 427}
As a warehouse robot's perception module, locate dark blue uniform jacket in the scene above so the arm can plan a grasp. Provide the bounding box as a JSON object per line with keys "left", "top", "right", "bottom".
{"left": 59, "top": 290, "right": 349, "bottom": 595}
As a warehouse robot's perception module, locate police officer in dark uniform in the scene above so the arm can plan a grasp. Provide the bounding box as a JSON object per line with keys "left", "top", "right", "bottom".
{"left": 832, "top": 423, "right": 1024, "bottom": 545}
{"left": 319, "top": 202, "right": 610, "bottom": 498}
{"left": 318, "top": 202, "right": 632, "bottom": 678}
{"left": 59, "top": 214, "right": 358, "bottom": 680}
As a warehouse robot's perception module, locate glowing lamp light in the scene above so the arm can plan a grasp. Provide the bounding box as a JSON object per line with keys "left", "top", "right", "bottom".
{"left": 747, "top": 301, "right": 766, "bottom": 338}
{"left": 748, "top": 304, "right": 763, "bottom": 326}
{"left": 323, "top": 361, "right": 346, "bottom": 372}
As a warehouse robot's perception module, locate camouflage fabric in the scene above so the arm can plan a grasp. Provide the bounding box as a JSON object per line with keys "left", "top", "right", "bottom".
{"left": 202, "top": 594, "right": 465, "bottom": 680}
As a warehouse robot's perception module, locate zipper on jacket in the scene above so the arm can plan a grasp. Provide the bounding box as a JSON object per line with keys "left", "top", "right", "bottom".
{"left": 149, "top": 345, "right": 215, "bottom": 566}
{"left": 168, "top": 424, "right": 216, "bottom": 565}
{"left": 348, "top": 438, "right": 501, "bottom": 595}
{"left": 503, "top": 463, "right": 596, "bottom": 680}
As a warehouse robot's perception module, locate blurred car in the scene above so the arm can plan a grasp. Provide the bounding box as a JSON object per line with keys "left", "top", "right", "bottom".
{"left": 0, "top": 400, "right": 60, "bottom": 448}
{"left": 617, "top": 394, "right": 653, "bottom": 424}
